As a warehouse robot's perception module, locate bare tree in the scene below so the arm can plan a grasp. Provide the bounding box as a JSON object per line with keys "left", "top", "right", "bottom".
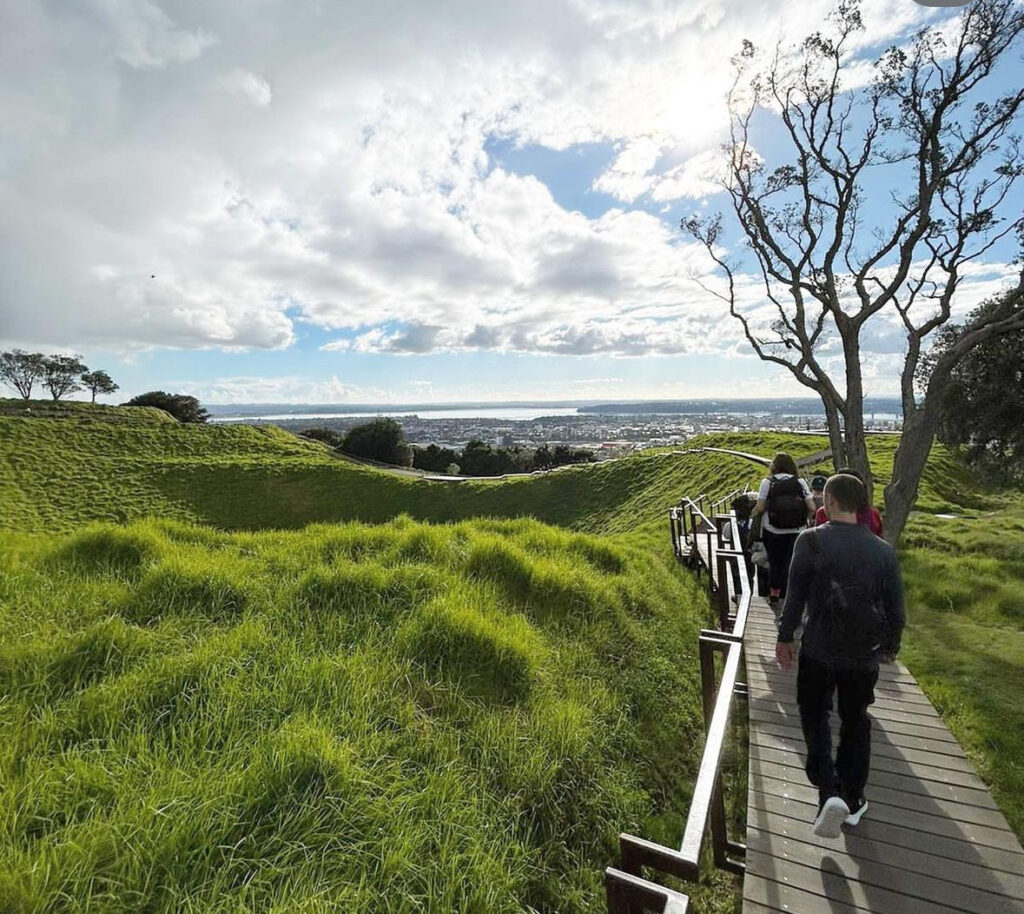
{"left": 0, "top": 350, "right": 46, "bottom": 399}
{"left": 683, "top": 0, "right": 1024, "bottom": 544}
{"left": 41, "top": 354, "right": 88, "bottom": 401}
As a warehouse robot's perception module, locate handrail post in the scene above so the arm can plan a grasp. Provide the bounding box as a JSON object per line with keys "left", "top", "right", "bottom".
{"left": 715, "top": 551, "right": 730, "bottom": 630}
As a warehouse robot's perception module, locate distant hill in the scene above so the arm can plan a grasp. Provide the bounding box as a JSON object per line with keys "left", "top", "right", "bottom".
{"left": 0, "top": 415, "right": 984, "bottom": 536}
{"left": 0, "top": 397, "right": 176, "bottom": 424}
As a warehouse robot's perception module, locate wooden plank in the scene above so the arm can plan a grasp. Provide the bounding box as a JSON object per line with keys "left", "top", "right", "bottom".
{"left": 747, "top": 796, "right": 1024, "bottom": 877}
{"left": 747, "top": 843, "right": 1021, "bottom": 914}
{"left": 750, "top": 763, "right": 1015, "bottom": 831}
{"left": 749, "top": 738, "right": 993, "bottom": 791}
{"left": 747, "top": 817, "right": 1024, "bottom": 901}
{"left": 749, "top": 743, "right": 1001, "bottom": 810}
{"left": 748, "top": 694, "right": 949, "bottom": 729}
{"left": 750, "top": 717, "right": 975, "bottom": 767}
{"left": 745, "top": 673, "right": 938, "bottom": 707}
{"left": 746, "top": 785, "right": 1024, "bottom": 853}
{"left": 744, "top": 870, "right": 965, "bottom": 914}
{"left": 749, "top": 704, "right": 962, "bottom": 745}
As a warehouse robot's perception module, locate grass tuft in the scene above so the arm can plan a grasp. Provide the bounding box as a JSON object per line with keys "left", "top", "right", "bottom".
{"left": 123, "top": 556, "right": 253, "bottom": 624}
{"left": 400, "top": 591, "right": 543, "bottom": 703}
{"left": 52, "top": 524, "right": 163, "bottom": 577}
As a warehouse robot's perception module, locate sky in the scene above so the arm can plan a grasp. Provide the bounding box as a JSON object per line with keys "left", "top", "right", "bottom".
{"left": 1, "top": 0, "right": 1020, "bottom": 404}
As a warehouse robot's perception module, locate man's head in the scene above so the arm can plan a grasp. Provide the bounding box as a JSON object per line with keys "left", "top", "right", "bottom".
{"left": 823, "top": 473, "right": 867, "bottom": 520}
{"left": 811, "top": 474, "right": 827, "bottom": 495}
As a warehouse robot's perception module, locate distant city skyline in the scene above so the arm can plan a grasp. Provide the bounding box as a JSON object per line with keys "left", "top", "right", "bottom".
{"left": 2, "top": 1, "right": 1020, "bottom": 404}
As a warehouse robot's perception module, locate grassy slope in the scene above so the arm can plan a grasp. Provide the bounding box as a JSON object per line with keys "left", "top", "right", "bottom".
{"left": 0, "top": 517, "right": 743, "bottom": 914}
{"left": 0, "top": 397, "right": 177, "bottom": 423}
{"left": 2, "top": 416, "right": 1022, "bottom": 902}
{"left": 0, "top": 415, "right": 766, "bottom": 536}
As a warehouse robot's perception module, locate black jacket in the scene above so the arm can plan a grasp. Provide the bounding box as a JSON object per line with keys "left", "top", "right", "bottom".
{"left": 778, "top": 522, "right": 904, "bottom": 668}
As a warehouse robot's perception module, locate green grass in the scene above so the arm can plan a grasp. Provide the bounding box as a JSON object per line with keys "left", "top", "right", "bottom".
{"left": 895, "top": 499, "right": 1024, "bottom": 836}
{"left": 0, "top": 516, "right": 743, "bottom": 913}
{"left": 0, "top": 416, "right": 768, "bottom": 536}
{"left": 0, "top": 397, "right": 177, "bottom": 424}
{"left": 2, "top": 414, "right": 1023, "bottom": 910}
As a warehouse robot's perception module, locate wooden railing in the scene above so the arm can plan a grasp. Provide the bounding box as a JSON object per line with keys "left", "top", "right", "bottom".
{"left": 606, "top": 498, "right": 752, "bottom": 913}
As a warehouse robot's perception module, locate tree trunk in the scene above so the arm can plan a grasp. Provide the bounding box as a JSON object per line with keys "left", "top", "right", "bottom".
{"left": 91, "top": 390, "right": 96, "bottom": 403}
{"left": 823, "top": 400, "right": 847, "bottom": 469}
{"left": 842, "top": 422, "right": 873, "bottom": 501}
{"left": 883, "top": 404, "right": 939, "bottom": 546}
{"left": 841, "top": 333, "right": 874, "bottom": 500}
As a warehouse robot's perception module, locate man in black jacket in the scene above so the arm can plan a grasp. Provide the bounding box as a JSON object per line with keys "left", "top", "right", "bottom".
{"left": 775, "top": 474, "right": 905, "bottom": 839}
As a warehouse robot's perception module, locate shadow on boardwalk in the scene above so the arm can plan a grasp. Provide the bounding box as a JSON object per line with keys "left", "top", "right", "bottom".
{"left": 742, "top": 597, "right": 1024, "bottom": 913}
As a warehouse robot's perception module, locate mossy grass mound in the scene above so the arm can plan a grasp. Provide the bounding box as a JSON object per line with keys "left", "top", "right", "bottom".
{"left": 0, "top": 397, "right": 177, "bottom": 423}
{"left": 0, "top": 516, "right": 725, "bottom": 913}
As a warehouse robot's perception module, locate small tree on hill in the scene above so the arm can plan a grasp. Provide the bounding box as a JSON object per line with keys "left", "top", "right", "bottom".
{"left": 41, "top": 354, "right": 87, "bottom": 400}
{"left": 81, "top": 370, "right": 119, "bottom": 403}
{"left": 341, "top": 418, "right": 412, "bottom": 466}
{"left": 0, "top": 350, "right": 46, "bottom": 399}
{"left": 124, "top": 391, "right": 210, "bottom": 423}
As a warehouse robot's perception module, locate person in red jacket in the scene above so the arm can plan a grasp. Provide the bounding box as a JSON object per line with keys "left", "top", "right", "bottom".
{"left": 814, "top": 467, "right": 883, "bottom": 537}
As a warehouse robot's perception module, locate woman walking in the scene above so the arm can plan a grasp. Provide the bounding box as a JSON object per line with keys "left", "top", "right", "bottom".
{"left": 751, "top": 452, "right": 816, "bottom": 617}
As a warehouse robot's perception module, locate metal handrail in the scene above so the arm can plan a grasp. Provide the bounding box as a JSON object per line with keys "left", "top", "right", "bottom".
{"left": 609, "top": 502, "right": 751, "bottom": 913}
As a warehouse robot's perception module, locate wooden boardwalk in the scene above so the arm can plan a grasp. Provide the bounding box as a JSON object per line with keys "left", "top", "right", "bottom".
{"left": 742, "top": 593, "right": 1024, "bottom": 914}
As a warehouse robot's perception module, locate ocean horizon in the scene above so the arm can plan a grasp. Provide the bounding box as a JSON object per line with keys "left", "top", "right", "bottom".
{"left": 207, "top": 397, "right": 904, "bottom": 423}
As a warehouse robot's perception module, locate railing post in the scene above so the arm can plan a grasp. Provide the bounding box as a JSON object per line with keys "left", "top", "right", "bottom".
{"left": 715, "top": 551, "right": 730, "bottom": 631}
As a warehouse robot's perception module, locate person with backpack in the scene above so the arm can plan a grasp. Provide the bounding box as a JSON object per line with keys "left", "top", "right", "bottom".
{"left": 750, "top": 452, "right": 816, "bottom": 615}
{"left": 775, "top": 474, "right": 905, "bottom": 839}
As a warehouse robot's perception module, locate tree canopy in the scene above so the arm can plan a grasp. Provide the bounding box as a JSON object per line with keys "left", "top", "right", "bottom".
{"left": 0, "top": 350, "right": 46, "bottom": 399}
{"left": 920, "top": 298, "right": 1024, "bottom": 480}
{"left": 81, "top": 370, "right": 119, "bottom": 403}
{"left": 40, "top": 355, "right": 87, "bottom": 401}
{"left": 340, "top": 418, "right": 413, "bottom": 466}
{"left": 124, "top": 391, "right": 210, "bottom": 423}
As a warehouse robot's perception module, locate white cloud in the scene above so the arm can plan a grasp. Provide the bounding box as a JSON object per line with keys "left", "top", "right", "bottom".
{"left": 0, "top": 0, "right": 1007, "bottom": 398}
{"left": 183, "top": 375, "right": 391, "bottom": 405}
{"left": 92, "top": 0, "right": 218, "bottom": 69}
{"left": 220, "top": 68, "right": 272, "bottom": 107}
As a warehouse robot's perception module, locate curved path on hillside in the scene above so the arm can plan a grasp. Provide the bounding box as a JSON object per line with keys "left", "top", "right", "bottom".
{"left": 689, "top": 520, "right": 1024, "bottom": 914}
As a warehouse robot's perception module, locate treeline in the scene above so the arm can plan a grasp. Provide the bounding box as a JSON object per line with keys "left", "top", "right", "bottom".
{"left": 1, "top": 350, "right": 210, "bottom": 424}
{"left": 300, "top": 418, "right": 594, "bottom": 476}
{"left": 0, "top": 350, "right": 117, "bottom": 402}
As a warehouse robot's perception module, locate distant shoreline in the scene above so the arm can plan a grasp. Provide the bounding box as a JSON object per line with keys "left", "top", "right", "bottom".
{"left": 206, "top": 397, "right": 904, "bottom": 423}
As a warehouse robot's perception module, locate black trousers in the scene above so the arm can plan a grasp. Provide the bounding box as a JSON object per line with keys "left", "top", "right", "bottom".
{"left": 762, "top": 529, "right": 799, "bottom": 595}
{"left": 796, "top": 652, "right": 878, "bottom": 803}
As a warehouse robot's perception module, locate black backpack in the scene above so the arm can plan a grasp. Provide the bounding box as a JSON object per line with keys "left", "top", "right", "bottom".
{"left": 767, "top": 476, "right": 807, "bottom": 529}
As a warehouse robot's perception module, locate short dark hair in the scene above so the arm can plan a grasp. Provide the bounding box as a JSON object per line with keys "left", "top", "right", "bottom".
{"left": 834, "top": 466, "right": 864, "bottom": 483}
{"left": 769, "top": 452, "right": 798, "bottom": 476}
{"left": 824, "top": 474, "right": 867, "bottom": 513}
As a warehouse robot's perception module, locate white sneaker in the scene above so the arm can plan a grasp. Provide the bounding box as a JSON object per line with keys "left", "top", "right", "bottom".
{"left": 813, "top": 796, "right": 850, "bottom": 839}
{"left": 844, "top": 797, "right": 868, "bottom": 826}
